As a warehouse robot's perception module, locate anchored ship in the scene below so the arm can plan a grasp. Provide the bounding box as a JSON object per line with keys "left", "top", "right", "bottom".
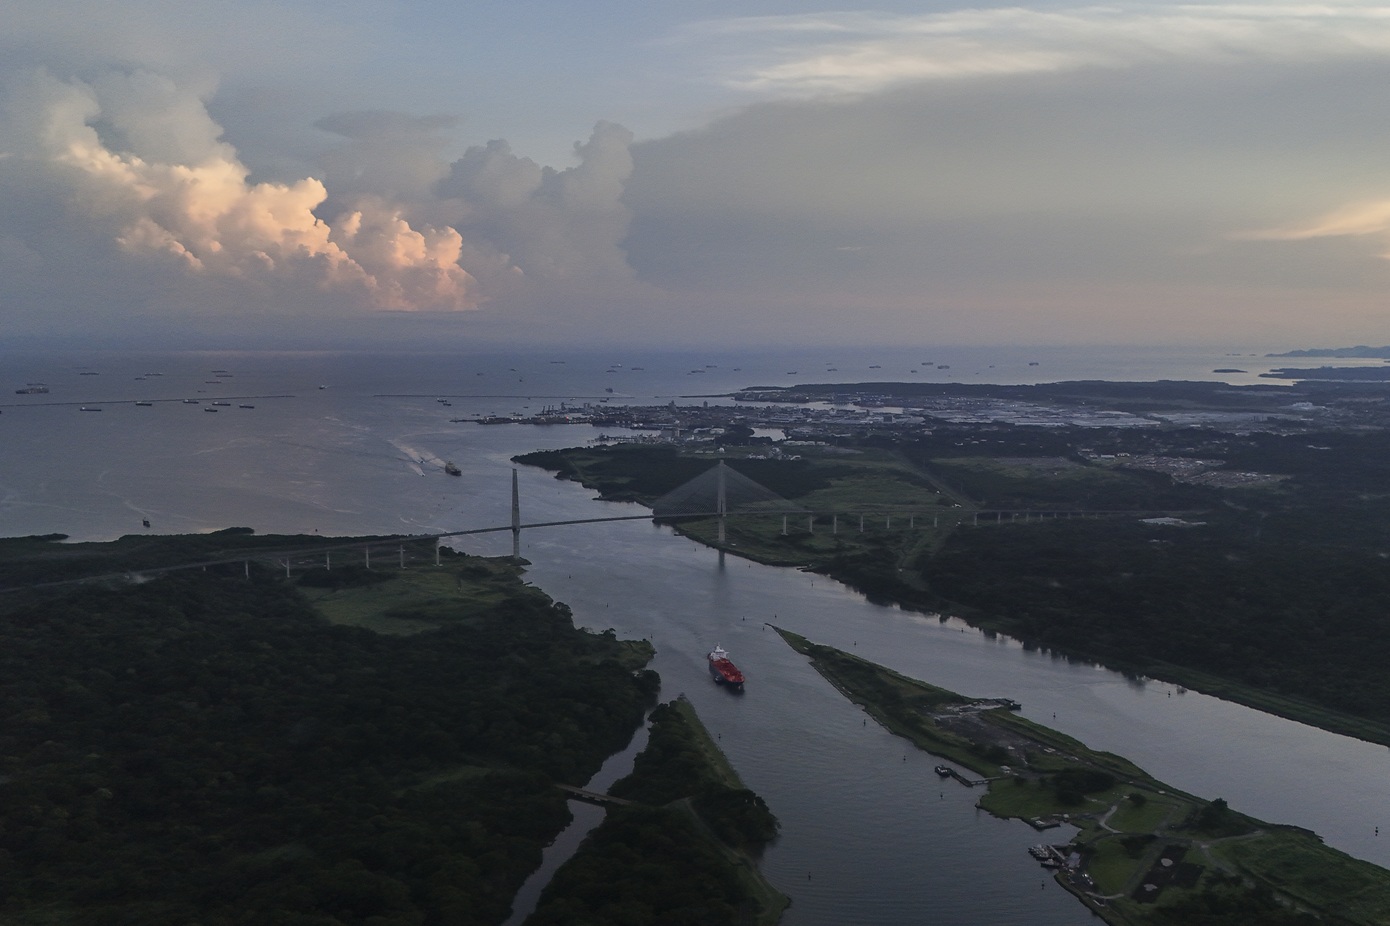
{"left": 707, "top": 645, "right": 745, "bottom": 690}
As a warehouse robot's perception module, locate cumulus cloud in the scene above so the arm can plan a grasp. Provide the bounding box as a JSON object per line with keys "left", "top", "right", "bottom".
{"left": 436, "top": 120, "right": 636, "bottom": 285}
{"left": 1, "top": 69, "right": 477, "bottom": 312}
{"left": 0, "top": 65, "right": 648, "bottom": 327}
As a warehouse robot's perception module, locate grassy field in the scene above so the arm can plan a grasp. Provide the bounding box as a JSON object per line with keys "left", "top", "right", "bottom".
{"left": 301, "top": 555, "right": 550, "bottom": 633}
{"left": 775, "top": 627, "right": 1390, "bottom": 926}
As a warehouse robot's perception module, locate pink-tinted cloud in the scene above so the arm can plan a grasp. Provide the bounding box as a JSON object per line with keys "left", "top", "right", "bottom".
{"left": 6, "top": 69, "right": 477, "bottom": 311}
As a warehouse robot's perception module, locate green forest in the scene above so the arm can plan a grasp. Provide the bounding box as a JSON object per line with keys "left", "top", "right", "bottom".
{"left": 527, "top": 699, "right": 785, "bottom": 926}
{"left": 0, "top": 538, "right": 664, "bottom": 925}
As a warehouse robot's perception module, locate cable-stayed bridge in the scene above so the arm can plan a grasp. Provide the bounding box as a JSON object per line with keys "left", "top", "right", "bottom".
{"left": 1, "top": 462, "right": 1204, "bottom": 592}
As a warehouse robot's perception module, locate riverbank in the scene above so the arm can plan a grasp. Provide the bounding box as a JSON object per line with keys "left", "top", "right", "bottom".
{"left": 514, "top": 440, "right": 1390, "bottom": 751}
{"left": 526, "top": 697, "right": 790, "bottom": 925}
{"left": 774, "top": 627, "right": 1390, "bottom": 926}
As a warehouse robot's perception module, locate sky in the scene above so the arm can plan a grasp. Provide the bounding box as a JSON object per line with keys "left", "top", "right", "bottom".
{"left": 4, "top": 0, "right": 1390, "bottom": 350}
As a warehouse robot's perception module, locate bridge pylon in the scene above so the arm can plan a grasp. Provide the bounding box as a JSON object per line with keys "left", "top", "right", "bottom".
{"left": 511, "top": 468, "right": 521, "bottom": 559}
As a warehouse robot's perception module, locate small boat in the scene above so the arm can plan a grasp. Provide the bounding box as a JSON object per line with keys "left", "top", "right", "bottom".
{"left": 183, "top": 399, "right": 199, "bottom": 404}
{"left": 934, "top": 765, "right": 953, "bottom": 777}
{"left": 80, "top": 406, "right": 102, "bottom": 412}
{"left": 708, "top": 645, "right": 745, "bottom": 690}
{"left": 239, "top": 404, "right": 255, "bottom": 409}
{"left": 135, "top": 401, "right": 153, "bottom": 407}
{"left": 204, "top": 407, "right": 218, "bottom": 413}
{"left": 445, "top": 461, "right": 461, "bottom": 476}
{"left": 211, "top": 401, "right": 231, "bottom": 406}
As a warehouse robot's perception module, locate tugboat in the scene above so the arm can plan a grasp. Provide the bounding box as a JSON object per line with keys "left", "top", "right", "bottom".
{"left": 708, "top": 645, "right": 745, "bottom": 690}
{"left": 444, "top": 461, "right": 461, "bottom": 476}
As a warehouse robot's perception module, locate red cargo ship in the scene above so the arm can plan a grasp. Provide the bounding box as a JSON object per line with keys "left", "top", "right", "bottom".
{"left": 708, "top": 645, "right": 745, "bottom": 690}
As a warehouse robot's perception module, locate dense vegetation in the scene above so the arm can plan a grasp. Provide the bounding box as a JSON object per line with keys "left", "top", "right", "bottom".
{"left": 0, "top": 528, "right": 346, "bottom": 588}
{"left": 527, "top": 699, "right": 785, "bottom": 926}
{"left": 608, "top": 701, "right": 779, "bottom": 853}
{"left": 925, "top": 514, "right": 1390, "bottom": 725}
{"left": 0, "top": 547, "right": 660, "bottom": 925}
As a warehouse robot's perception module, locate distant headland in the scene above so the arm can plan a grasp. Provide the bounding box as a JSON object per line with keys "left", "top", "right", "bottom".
{"left": 1268, "top": 345, "right": 1390, "bottom": 358}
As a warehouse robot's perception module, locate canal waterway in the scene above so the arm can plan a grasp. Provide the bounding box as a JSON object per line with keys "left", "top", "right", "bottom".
{"left": 3, "top": 348, "right": 1389, "bottom": 924}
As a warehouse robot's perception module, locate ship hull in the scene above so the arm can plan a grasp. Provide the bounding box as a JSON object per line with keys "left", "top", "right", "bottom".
{"left": 707, "top": 646, "right": 745, "bottom": 690}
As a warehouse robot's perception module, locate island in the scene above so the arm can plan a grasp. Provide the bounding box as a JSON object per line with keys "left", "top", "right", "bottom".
{"left": 774, "top": 628, "right": 1390, "bottom": 925}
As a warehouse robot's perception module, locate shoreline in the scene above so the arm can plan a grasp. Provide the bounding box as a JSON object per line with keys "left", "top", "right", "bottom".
{"left": 773, "top": 627, "right": 1390, "bottom": 926}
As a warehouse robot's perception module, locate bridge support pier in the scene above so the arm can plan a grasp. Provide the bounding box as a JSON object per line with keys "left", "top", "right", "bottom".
{"left": 512, "top": 468, "right": 522, "bottom": 558}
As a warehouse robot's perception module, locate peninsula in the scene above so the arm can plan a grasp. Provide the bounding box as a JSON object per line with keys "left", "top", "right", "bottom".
{"left": 775, "top": 628, "right": 1390, "bottom": 926}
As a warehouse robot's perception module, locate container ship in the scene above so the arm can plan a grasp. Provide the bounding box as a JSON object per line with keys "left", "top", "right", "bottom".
{"left": 707, "top": 645, "right": 745, "bottom": 690}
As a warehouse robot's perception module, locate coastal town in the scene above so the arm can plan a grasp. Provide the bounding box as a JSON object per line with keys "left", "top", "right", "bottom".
{"left": 456, "top": 376, "right": 1390, "bottom": 444}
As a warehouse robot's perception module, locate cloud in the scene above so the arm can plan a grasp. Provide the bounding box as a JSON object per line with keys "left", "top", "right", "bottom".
{"left": 680, "top": 3, "right": 1390, "bottom": 97}
{"left": 0, "top": 61, "right": 647, "bottom": 336}
{"left": 435, "top": 120, "right": 636, "bottom": 286}
{"left": 620, "top": 43, "right": 1390, "bottom": 345}
{"left": 1, "top": 69, "right": 477, "bottom": 313}
{"left": 1242, "top": 199, "right": 1390, "bottom": 255}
